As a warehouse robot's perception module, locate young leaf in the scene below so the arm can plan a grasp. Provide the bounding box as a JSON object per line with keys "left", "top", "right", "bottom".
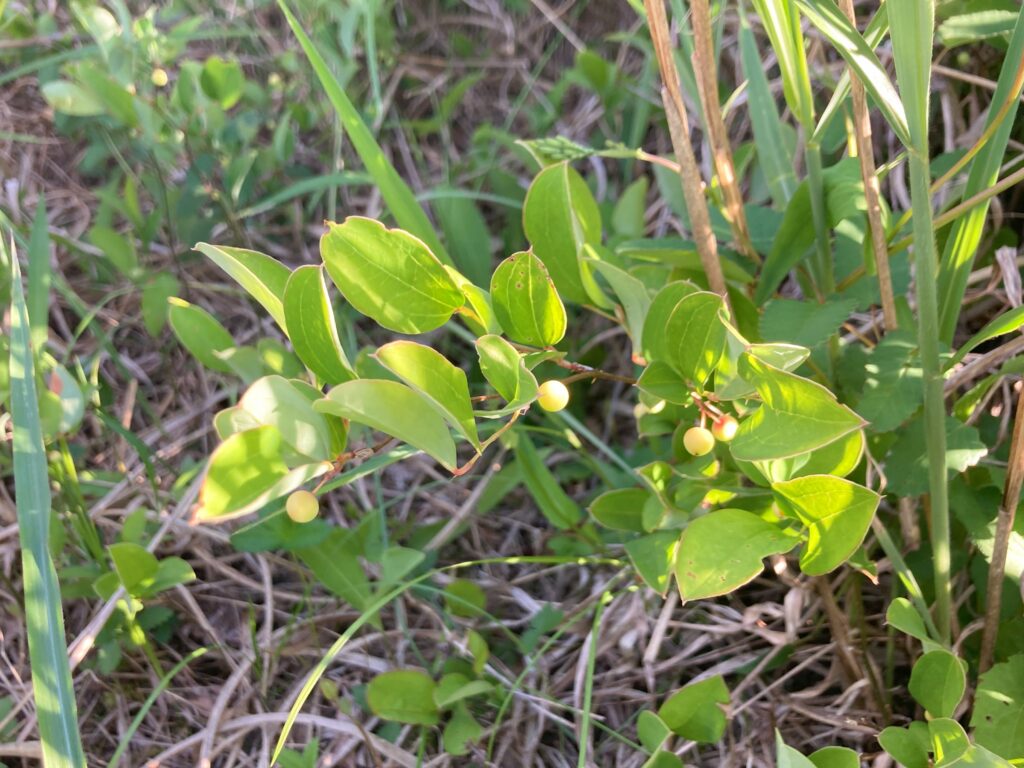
{"left": 676, "top": 509, "right": 798, "bottom": 600}
{"left": 490, "top": 251, "right": 567, "bottom": 347}
{"left": 475, "top": 334, "right": 538, "bottom": 405}
{"left": 194, "top": 243, "right": 290, "bottom": 333}
{"left": 730, "top": 355, "right": 865, "bottom": 461}
{"left": 771, "top": 475, "right": 880, "bottom": 576}
{"left": 908, "top": 650, "right": 966, "bottom": 719}
{"left": 588, "top": 488, "right": 650, "bottom": 532}
{"left": 523, "top": 162, "right": 602, "bottom": 305}
{"left": 283, "top": 265, "right": 355, "bottom": 385}
{"left": 375, "top": 341, "right": 480, "bottom": 450}
{"left": 321, "top": 217, "right": 463, "bottom": 334}
{"left": 316, "top": 379, "right": 457, "bottom": 471}
{"left": 657, "top": 676, "right": 729, "bottom": 744}
{"left": 277, "top": 0, "right": 451, "bottom": 264}
{"left": 366, "top": 670, "right": 439, "bottom": 726}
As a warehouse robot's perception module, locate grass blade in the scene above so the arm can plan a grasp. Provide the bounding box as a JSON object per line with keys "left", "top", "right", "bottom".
{"left": 749, "top": 0, "right": 814, "bottom": 129}
{"left": 27, "top": 199, "right": 51, "bottom": 352}
{"left": 276, "top": 0, "right": 452, "bottom": 266}
{"left": 6, "top": 233, "right": 86, "bottom": 767}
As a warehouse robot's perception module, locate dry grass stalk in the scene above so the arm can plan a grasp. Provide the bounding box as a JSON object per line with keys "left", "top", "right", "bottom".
{"left": 689, "top": 0, "right": 759, "bottom": 265}
{"left": 643, "top": 0, "right": 731, "bottom": 307}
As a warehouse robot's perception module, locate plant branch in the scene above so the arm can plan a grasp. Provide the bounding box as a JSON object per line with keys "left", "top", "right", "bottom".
{"left": 643, "top": 0, "right": 731, "bottom": 309}
{"left": 979, "top": 383, "right": 1024, "bottom": 672}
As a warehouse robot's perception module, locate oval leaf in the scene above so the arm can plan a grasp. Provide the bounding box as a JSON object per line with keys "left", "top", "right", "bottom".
{"left": 167, "top": 298, "right": 236, "bottom": 373}
{"left": 283, "top": 265, "right": 355, "bottom": 385}
{"left": 367, "top": 669, "right": 439, "bottom": 726}
{"left": 194, "top": 243, "right": 290, "bottom": 333}
{"left": 909, "top": 650, "right": 966, "bottom": 719}
{"left": 490, "top": 251, "right": 566, "bottom": 347}
{"left": 321, "top": 217, "right": 463, "bottom": 334}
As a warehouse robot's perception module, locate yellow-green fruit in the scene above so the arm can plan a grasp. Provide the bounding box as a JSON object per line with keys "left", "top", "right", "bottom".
{"left": 151, "top": 67, "right": 169, "bottom": 88}
{"left": 711, "top": 415, "right": 739, "bottom": 443}
{"left": 286, "top": 490, "right": 319, "bottom": 523}
{"left": 537, "top": 380, "right": 570, "bottom": 412}
{"left": 682, "top": 426, "right": 716, "bottom": 456}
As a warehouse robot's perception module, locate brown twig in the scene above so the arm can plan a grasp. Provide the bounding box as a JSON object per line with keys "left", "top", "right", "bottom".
{"left": 838, "top": 0, "right": 897, "bottom": 331}
{"left": 688, "top": 0, "right": 758, "bottom": 265}
{"left": 643, "top": 0, "right": 731, "bottom": 311}
{"left": 979, "top": 383, "right": 1024, "bottom": 672}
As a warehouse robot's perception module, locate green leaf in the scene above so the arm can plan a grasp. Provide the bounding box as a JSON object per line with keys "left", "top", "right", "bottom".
{"left": 637, "top": 362, "right": 690, "bottom": 405}
{"left": 490, "top": 251, "right": 567, "bottom": 347}
{"left": 200, "top": 55, "right": 245, "bottom": 108}
{"left": 642, "top": 751, "right": 685, "bottom": 768}
{"left": 938, "top": 9, "right": 1018, "bottom": 46}
{"left": 475, "top": 334, "right": 538, "bottom": 407}
{"left": 748, "top": 0, "right": 815, "bottom": 128}
{"left": 771, "top": 475, "right": 880, "bottom": 576}
{"left": 761, "top": 298, "right": 857, "bottom": 350}
{"left": 909, "top": 650, "right": 966, "bottom": 719}
{"left": 296, "top": 530, "right": 369, "bottom": 609}
{"left": 167, "top": 298, "right": 236, "bottom": 373}
{"left": 376, "top": 341, "right": 480, "bottom": 450}
{"left": 625, "top": 532, "right": 678, "bottom": 596}
{"left": 676, "top": 509, "right": 798, "bottom": 600}
{"left": 108, "top": 542, "right": 158, "bottom": 592}
{"left": 316, "top": 379, "right": 457, "bottom": 471}
{"left": 235, "top": 376, "right": 336, "bottom": 463}
{"left": 443, "top": 579, "right": 487, "bottom": 618}
{"left": 194, "top": 243, "right": 290, "bottom": 333}
{"left": 883, "top": 415, "right": 987, "bottom": 497}
{"left": 7, "top": 241, "right": 87, "bottom": 767}
{"left": 276, "top": 0, "right": 450, "bottom": 264}
{"left": 141, "top": 272, "right": 180, "bottom": 336}
{"left": 321, "top": 217, "right": 463, "bottom": 334}
{"left": 196, "top": 426, "right": 332, "bottom": 521}
{"left": 41, "top": 80, "right": 104, "bottom": 116}
{"left": 730, "top": 355, "right": 865, "bottom": 461}
{"left": 523, "top": 162, "right": 602, "bottom": 305}
{"left": 147, "top": 557, "right": 196, "bottom": 595}
{"left": 433, "top": 675, "right": 492, "bottom": 709}
{"left": 434, "top": 194, "right": 492, "bottom": 287}
{"left": 283, "top": 266, "right": 355, "bottom": 385}
{"left": 776, "top": 732, "right": 817, "bottom": 768}
{"left": 854, "top": 330, "right": 922, "bottom": 432}
{"left": 948, "top": 305, "right": 1024, "bottom": 369}
{"left": 367, "top": 670, "right": 439, "bottom": 726}
{"left": 588, "top": 259, "right": 652, "bottom": 360}
{"left": 886, "top": 597, "right": 941, "bottom": 650}
{"left": 637, "top": 710, "right": 672, "bottom": 752}
{"left": 755, "top": 182, "right": 813, "bottom": 305}
{"left": 878, "top": 723, "right": 931, "bottom": 768}
{"left": 808, "top": 747, "right": 860, "bottom": 768}
{"left": 888, "top": 0, "right": 935, "bottom": 149}
{"left": 589, "top": 488, "right": 650, "bottom": 532}
{"left": 794, "top": 0, "right": 911, "bottom": 145}
{"left": 655, "top": 292, "right": 728, "bottom": 388}
{"left": 971, "top": 654, "right": 1024, "bottom": 759}
{"left": 611, "top": 177, "right": 649, "bottom": 238}
{"left": 442, "top": 703, "right": 483, "bottom": 756}
{"left": 928, "top": 718, "right": 970, "bottom": 767}
{"left": 658, "top": 676, "right": 729, "bottom": 744}
{"left": 514, "top": 433, "right": 581, "bottom": 529}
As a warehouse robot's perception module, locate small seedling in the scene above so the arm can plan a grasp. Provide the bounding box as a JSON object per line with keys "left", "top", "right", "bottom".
{"left": 286, "top": 490, "right": 319, "bottom": 523}
{"left": 537, "top": 380, "right": 570, "bottom": 412}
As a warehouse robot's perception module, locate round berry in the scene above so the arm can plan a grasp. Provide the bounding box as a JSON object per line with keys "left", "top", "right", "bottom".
{"left": 682, "top": 426, "right": 716, "bottom": 456}
{"left": 151, "top": 68, "right": 169, "bottom": 88}
{"left": 537, "top": 380, "right": 570, "bottom": 412}
{"left": 711, "top": 415, "right": 739, "bottom": 443}
{"left": 286, "top": 490, "right": 319, "bottom": 523}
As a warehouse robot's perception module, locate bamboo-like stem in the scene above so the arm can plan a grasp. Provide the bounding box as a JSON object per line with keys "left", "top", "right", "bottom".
{"left": 688, "top": 0, "right": 759, "bottom": 265}
{"left": 838, "top": 0, "right": 898, "bottom": 331}
{"left": 644, "top": 0, "right": 731, "bottom": 307}
{"left": 979, "top": 383, "right": 1024, "bottom": 672}
{"left": 909, "top": 148, "right": 953, "bottom": 645}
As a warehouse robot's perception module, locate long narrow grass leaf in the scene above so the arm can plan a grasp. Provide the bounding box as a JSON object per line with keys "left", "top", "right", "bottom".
{"left": 275, "top": 0, "right": 451, "bottom": 266}
{"left": 7, "top": 234, "right": 86, "bottom": 767}
{"left": 27, "top": 200, "right": 51, "bottom": 352}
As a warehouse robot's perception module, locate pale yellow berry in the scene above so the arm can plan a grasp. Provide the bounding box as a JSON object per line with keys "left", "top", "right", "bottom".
{"left": 286, "top": 490, "right": 319, "bottom": 523}
{"left": 151, "top": 68, "right": 169, "bottom": 88}
{"left": 682, "top": 426, "right": 715, "bottom": 456}
{"left": 536, "top": 380, "right": 570, "bottom": 412}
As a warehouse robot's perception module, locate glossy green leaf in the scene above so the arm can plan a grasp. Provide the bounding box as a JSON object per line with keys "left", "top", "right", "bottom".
{"left": 879, "top": 723, "right": 931, "bottom": 768}
{"left": 7, "top": 244, "right": 87, "bottom": 767}
{"left": 167, "top": 298, "right": 236, "bottom": 373}
{"left": 625, "top": 532, "right": 678, "bottom": 596}
{"left": 731, "top": 355, "right": 865, "bottom": 461}
{"left": 367, "top": 670, "right": 439, "bottom": 726}
{"left": 928, "top": 718, "right": 970, "bottom": 767}
{"left": 909, "top": 650, "right": 966, "bottom": 719}
{"left": 523, "top": 162, "right": 602, "bottom": 305}
{"left": 771, "top": 475, "right": 879, "bottom": 576}
{"left": 375, "top": 341, "right": 479, "bottom": 450}
{"left": 637, "top": 362, "right": 691, "bottom": 405}
{"left": 490, "top": 251, "right": 566, "bottom": 347}
{"left": 433, "top": 675, "right": 492, "bottom": 709}
{"left": 676, "top": 509, "right": 798, "bottom": 600}
{"left": 657, "top": 292, "right": 728, "bottom": 388}
{"left": 196, "top": 426, "right": 332, "bottom": 521}
{"left": 808, "top": 747, "right": 860, "bottom": 768}
{"left": 316, "top": 379, "right": 457, "bottom": 471}
{"left": 194, "top": 243, "right": 290, "bottom": 333}
{"left": 277, "top": 0, "right": 450, "bottom": 264}
{"left": 658, "top": 676, "right": 729, "bottom": 744}
{"left": 283, "top": 265, "right": 355, "bottom": 385}
{"left": 235, "top": 376, "right": 336, "bottom": 463}
{"left": 589, "top": 488, "right": 649, "bottom": 532}
{"left": 321, "top": 217, "right": 462, "bottom": 334}
{"left": 971, "top": 654, "right": 1024, "bottom": 759}
{"left": 886, "top": 597, "right": 940, "bottom": 650}
{"left": 475, "top": 334, "right": 538, "bottom": 408}
{"left": 642, "top": 281, "right": 699, "bottom": 367}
